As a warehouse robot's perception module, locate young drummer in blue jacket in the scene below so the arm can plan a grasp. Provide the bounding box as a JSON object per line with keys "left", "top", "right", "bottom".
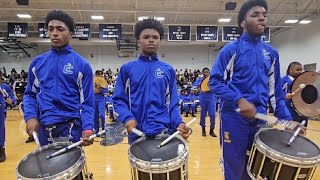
{"left": 193, "top": 68, "right": 217, "bottom": 137}
{"left": 23, "top": 10, "right": 95, "bottom": 146}
{"left": 0, "top": 72, "right": 17, "bottom": 117}
{"left": 94, "top": 70, "right": 108, "bottom": 131}
{"left": 282, "top": 62, "right": 308, "bottom": 126}
{"left": 0, "top": 72, "right": 16, "bottom": 162}
{"left": 113, "top": 18, "right": 190, "bottom": 144}
{"left": 209, "top": 0, "right": 297, "bottom": 179}
{"left": 0, "top": 92, "right": 5, "bottom": 162}
{"left": 181, "top": 90, "right": 196, "bottom": 117}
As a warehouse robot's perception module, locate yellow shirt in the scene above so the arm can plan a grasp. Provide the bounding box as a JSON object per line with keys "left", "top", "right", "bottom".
{"left": 200, "top": 76, "right": 210, "bottom": 92}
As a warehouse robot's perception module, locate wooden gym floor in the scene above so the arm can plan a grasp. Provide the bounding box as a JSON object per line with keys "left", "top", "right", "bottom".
{"left": 0, "top": 110, "right": 319, "bottom": 179}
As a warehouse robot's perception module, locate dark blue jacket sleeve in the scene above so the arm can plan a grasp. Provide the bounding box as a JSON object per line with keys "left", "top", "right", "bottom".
{"left": 23, "top": 59, "right": 39, "bottom": 122}
{"left": 113, "top": 65, "right": 136, "bottom": 124}
{"left": 169, "top": 68, "right": 183, "bottom": 129}
{"left": 80, "top": 63, "right": 95, "bottom": 131}
{"left": 270, "top": 52, "right": 292, "bottom": 120}
{"left": 209, "top": 44, "right": 243, "bottom": 105}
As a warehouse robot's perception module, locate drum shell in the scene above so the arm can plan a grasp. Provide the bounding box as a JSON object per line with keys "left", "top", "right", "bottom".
{"left": 16, "top": 142, "right": 86, "bottom": 180}
{"left": 247, "top": 128, "right": 320, "bottom": 180}
{"left": 128, "top": 136, "right": 188, "bottom": 174}
{"left": 254, "top": 129, "right": 320, "bottom": 167}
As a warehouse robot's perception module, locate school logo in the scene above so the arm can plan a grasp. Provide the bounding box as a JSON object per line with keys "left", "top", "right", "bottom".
{"left": 155, "top": 68, "right": 164, "bottom": 78}
{"left": 224, "top": 131, "right": 231, "bottom": 143}
{"left": 63, "top": 63, "right": 74, "bottom": 74}
{"left": 262, "top": 49, "right": 271, "bottom": 60}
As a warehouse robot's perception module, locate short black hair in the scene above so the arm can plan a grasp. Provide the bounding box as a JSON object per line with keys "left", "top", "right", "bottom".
{"left": 286, "top": 62, "right": 302, "bottom": 75}
{"left": 134, "top": 18, "right": 165, "bottom": 40}
{"left": 202, "top": 67, "right": 210, "bottom": 72}
{"left": 238, "top": 0, "right": 268, "bottom": 30}
{"left": 95, "top": 70, "right": 103, "bottom": 76}
{"left": 45, "top": 10, "right": 75, "bottom": 33}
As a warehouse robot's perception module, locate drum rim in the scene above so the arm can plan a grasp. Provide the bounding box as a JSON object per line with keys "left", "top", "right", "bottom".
{"left": 254, "top": 128, "right": 320, "bottom": 166}
{"left": 16, "top": 142, "right": 86, "bottom": 180}
{"left": 128, "top": 136, "right": 189, "bottom": 173}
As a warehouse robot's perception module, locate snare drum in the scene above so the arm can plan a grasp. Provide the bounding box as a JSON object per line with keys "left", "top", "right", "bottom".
{"left": 16, "top": 142, "right": 93, "bottom": 180}
{"left": 248, "top": 128, "right": 320, "bottom": 180}
{"left": 129, "top": 136, "right": 188, "bottom": 180}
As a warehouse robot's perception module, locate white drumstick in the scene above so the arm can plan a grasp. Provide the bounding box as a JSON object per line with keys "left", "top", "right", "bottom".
{"left": 158, "top": 118, "right": 196, "bottom": 148}
{"left": 32, "top": 131, "right": 41, "bottom": 148}
{"left": 287, "top": 120, "right": 306, "bottom": 146}
{"left": 292, "top": 83, "right": 306, "bottom": 95}
{"left": 46, "top": 130, "right": 106, "bottom": 159}
{"left": 131, "top": 128, "right": 144, "bottom": 137}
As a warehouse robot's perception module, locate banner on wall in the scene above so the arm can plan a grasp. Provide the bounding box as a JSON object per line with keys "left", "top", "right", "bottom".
{"left": 168, "top": 25, "right": 191, "bottom": 41}
{"left": 38, "top": 23, "right": 49, "bottom": 38}
{"left": 8, "top": 23, "right": 28, "bottom": 38}
{"left": 196, "top": 26, "right": 218, "bottom": 41}
{"left": 261, "top": 27, "right": 270, "bottom": 42}
{"left": 73, "top": 23, "right": 90, "bottom": 40}
{"left": 99, "top": 24, "right": 122, "bottom": 40}
{"left": 222, "top": 26, "right": 242, "bottom": 42}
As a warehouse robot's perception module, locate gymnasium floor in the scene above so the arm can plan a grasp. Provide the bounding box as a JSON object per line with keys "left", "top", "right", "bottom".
{"left": 0, "top": 110, "right": 319, "bottom": 179}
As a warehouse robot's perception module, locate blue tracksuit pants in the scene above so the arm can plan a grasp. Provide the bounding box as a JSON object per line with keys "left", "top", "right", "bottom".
{"left": 37, "top": 120, "right": 82, "bottom": 146}
{"left": 199, "top": 99, "right": 216, "bottom": 129}
{"left": 94, "top": 99, "right": 106, "bottom": 131}
{"left": 220, "top": 112, "right": 262, "bottom": 180}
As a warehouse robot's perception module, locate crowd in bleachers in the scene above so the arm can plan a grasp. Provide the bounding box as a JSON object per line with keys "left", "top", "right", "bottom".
{"left": 0, "top": 67, "right": 211, "bottom": 121}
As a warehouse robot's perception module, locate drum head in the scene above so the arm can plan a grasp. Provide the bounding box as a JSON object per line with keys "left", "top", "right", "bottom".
{"left": 17, "top": 143, "right": 82, "bottom": 178}
{"left": 130, "top": 137, "right": 186, "bottom": 162}
{"left": 292, "top": 71, "right": 320, "bottom": 117}
{"left": 258, "top": 129, "right": 320, "bottom": 158}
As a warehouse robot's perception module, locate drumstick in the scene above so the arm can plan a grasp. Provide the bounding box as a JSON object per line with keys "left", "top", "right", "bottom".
{"left": 287, "top": 120, "right": 306, "bottom": 146}
{"left": 255, "top": 113, "right": 320, "bottom": 132}
{"left": 158, "top": 118, "right": 196, "bottom": 148}
{"left": 292, "top": 84, "right": 306, "bottom": 95}
{"left": 286, "top": 84, "right": 306, "bottom": 99}
{"left": 32, "top": 131, "right": 41, "bottom": 148}
{"left": 46, "top": 130, "right": 106, "bottom": 159}
{"left": 131, "top": 128, "right": 144, "bottom": 137}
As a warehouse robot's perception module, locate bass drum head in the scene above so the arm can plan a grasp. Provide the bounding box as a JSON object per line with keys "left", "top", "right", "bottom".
{"left": 130, "top": 136, "right": 186, "bottom": 162}
{"left": 292, "top": 71, "right": 320, "bottom": 117}
{"left": 17, "top": 142, "right": 84, "bottom": 179}
{"left": 257, "top": 129, "right": 320, "bottom": 159}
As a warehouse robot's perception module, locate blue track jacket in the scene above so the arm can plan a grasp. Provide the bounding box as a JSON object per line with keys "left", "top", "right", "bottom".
{"left": 0, "top": 83, "right": 17, "bottom": 113}
{"left": 209, "top": 33, "right": 292, "bottom": 120}
{"left": 113, "top": 54, "right": 183, "bottom": 139}
{"left": 23, "top": 45, "right": 95, "bottom": 131}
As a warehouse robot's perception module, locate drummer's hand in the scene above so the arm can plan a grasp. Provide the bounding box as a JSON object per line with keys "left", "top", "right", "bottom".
{"left": 26, "top": 118, "right": 39, "bottom": 137}
{"left": 125, "top": 120, "right": 137, "bottom": 133}
{"left": 237, "top": 98, "right": 256, "bottom": 119}
{"left": 5, "top": 98, "right": 12, "bottom": 104}
{"left": 285, "top": 93, "right": 293, "bottom": 100}
{"left": 285, "top": 121, "right": 307, "bottom": 136}
{"left": 177, "top": 123, "right": 190, "bottom": 140}
{"left": 81, "top": 130, "right": 94, "bottom": 146}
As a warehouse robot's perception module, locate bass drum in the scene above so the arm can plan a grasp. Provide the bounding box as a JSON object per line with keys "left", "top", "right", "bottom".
{"left": 291, "top": 71, "right": 320, "bottom": 118}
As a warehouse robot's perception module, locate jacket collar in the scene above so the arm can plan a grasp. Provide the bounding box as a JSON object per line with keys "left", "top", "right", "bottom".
{"left": 242, "top": 32, "right": 262, "bottom": 43}
{"left": 51, "top": 44, "right": 73, "bottom": 53}
{"left": 138, "top": 53, "right": 159, "bottom": 61}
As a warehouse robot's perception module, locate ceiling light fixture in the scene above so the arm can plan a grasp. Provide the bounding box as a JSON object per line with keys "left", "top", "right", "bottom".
{"left": 218, "top": 18, "right": 231, "bottom": 22}
{"left": 91, "top": 16, "right": 104, "bottom": 20}
{"left": 17, "top": 14, "right": 31, "bottom": 18}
